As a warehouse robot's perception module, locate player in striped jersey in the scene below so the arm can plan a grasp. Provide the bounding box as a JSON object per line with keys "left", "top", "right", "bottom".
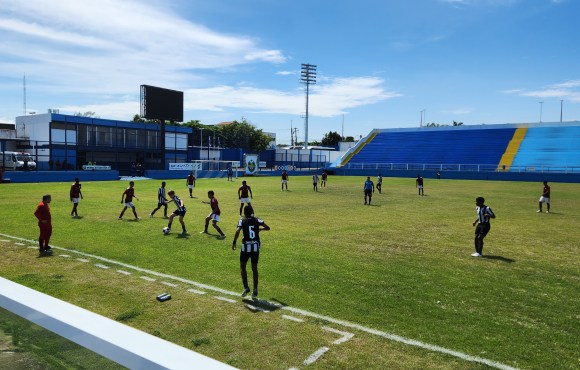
{"left": 150, "top": 181, "right": 168, "bottom": 218}
{"left": 472, "top": 197, "right": 495, "bottom": 257}
{"left": 165, "top": 190, "right": 187, "bottom": 235}
{"left": 232, "top": 206, "right": 270, "bottom": 298}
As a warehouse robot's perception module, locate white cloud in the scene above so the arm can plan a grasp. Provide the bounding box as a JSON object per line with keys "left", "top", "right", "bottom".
{"left": 61, "top": 77, "right": 400, "bottom": 121}
{"left": 443, "top": 108, "right": 473, "bottom": 115}
{"left": 503, "top": 80, "right": 580, "bottom": 103}
{"left": 0, "top": 0, "right": 286, "bottom": 96}
{"left": 0, "top": 0, "right": 400, "bottom": 125}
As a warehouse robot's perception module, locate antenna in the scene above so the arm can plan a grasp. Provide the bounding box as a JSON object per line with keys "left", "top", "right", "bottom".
{"left": 23, "top": 73, "right": 26, "bottom": 115}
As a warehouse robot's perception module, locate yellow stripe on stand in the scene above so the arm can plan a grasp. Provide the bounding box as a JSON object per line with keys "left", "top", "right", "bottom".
{"left": 497, "top": 127, "right": 527, "bottom": 171}
{"left": 339, "top": 131, "right": 378, "bottom": 167}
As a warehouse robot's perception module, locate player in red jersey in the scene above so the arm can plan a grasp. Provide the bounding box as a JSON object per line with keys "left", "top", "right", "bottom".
{"left": 416, "top": 175, "right": 424, "bottom": 196}
{"left": 321, "top": 170, "right": 328, "bottom": 187}
{"left": 186, "top": 171, "right": 196, "bottom": 198}
{"left": 281, "top": 170, "right": 289, "bottom": 191}
{"left": 202, "top": 190, "right": 226, "bottom": 239}
{"left": 537, "top": 181, "right": 551, "bottom": 213}
{"left": 238, "top": 180, "right": 253, "bottom": 216}
{"left": 34, "top": 194, "right": 52, "bottom": 255}
{"left": 69, "top": 177, "right": 84, "bottom": 217}
{"left": 118, "top": 181, "right": 139, "bottom": 220}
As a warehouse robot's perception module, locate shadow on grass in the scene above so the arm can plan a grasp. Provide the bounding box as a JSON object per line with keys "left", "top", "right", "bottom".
{"left": 482, "top": 255, "right": 515, "bottom": 263}
{"left": 242, "top": 297, "right": 284, "bottom": 313}
{"left": 72, "top": 216, "right": 84, "bottom": 220}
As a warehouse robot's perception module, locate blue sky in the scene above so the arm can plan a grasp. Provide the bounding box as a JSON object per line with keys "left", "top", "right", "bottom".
{"left": 0, "top": 0, "right": 578, "bottom": 144}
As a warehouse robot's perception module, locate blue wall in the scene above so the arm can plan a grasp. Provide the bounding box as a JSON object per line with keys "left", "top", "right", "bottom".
{"left": 2, "top": 170, "right": 119, "bottom": 183}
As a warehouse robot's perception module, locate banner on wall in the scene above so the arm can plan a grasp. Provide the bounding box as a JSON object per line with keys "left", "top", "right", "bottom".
{"left": 245, "top": 155, "right": 258, "bottom": 175}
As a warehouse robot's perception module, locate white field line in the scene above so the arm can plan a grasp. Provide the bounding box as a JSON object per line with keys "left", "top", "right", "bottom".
{"left": 140, "top": 276, "right": 156, "bottom": 282}
{"left": 281, "top": 315, "right": 304, "bottom": 323}
{"left": 59, "top": 254, "right": 71, "bottom": 258}
{"left": 14, "top": 242, "right": 25, "bottom": 246}
{"left": 303, "top": 347, "right": 329, "bottom": 366}
{"left": 161, "top": 281, "right": 178, "bottom": 287}
{"left": 187, "top": 288, "right": 206, "bottom": 295}
{"left": 321, "top": 326, "right": 354, "bottom": 345}
{"left": 77, "top": 258, "right": 89, "bottom": 263}
{"left": 117, "top": 270, "right": 131, "bottom": 275}
{"left": 27, "top": 246, "right": 37, "bottom": 249}
{"left": 0, "top": 233, "right": 518, "bottom": 370}
{"left": 214, "top": 296, "right": 236, "bottom": 304}
{"left": 95, "top": 264, "right": 109, "bottom": 269}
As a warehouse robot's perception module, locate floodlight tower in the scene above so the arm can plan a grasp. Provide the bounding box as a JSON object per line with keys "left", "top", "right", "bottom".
{"left": 300, "top": 63, "right": 317, "bottom": 149}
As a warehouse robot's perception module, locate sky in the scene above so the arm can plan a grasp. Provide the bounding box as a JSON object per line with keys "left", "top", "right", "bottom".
{"left": 0, "top": 0, "right": 579, "bottom": 144}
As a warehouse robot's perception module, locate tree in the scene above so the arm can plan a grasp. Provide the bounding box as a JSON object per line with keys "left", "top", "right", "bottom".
{"left": 217, "top": 119, "right": 272, "bottom": 152}
{"left": 321, "top": 131, "right": 342, "bottom": 147}
{"left": 344, "top": 136, "right": 355, "bottom": 142}
{"left": 132, "top": 114, "right": 145, "bottom": 123}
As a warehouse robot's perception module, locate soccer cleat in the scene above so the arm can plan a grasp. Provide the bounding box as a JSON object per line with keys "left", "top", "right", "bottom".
{"left": 241, "top": 288, "right": 250, "bottom": 297}
{"left": 536, "top": 210, "right": 541, "bottom": 213}
{"left": 546, "top": 210, "right": 550, "bottom": 213}
{"left": 181, "top": 231, "right": 188, "bottom": 236}
{"left": 252, "top": 290, "right": 258, "bottom": 298}
{"left": 149, "top": 214, "right": 153, "bottom": 218}
{"left": 217, "top": 235, "right": 226, "bottom": 240}
{"left": 471, "top": 252, "right": 481, "bottom": 257}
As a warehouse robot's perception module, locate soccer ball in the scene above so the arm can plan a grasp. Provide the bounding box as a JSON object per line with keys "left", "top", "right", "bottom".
{"left": 162, "top": 227, "right": 170, "bottom": 235}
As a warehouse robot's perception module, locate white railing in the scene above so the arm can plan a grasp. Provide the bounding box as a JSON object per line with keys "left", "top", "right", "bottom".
{"left": 0, "top": 277, "right": 235, "bottom": 370}
{"left": 344, "top": 163, "right": 580, "bottom": 173}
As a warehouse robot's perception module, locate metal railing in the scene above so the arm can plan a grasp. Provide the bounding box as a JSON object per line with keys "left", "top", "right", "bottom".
{"left": 344, "top": 162, "right": 580, "bottom": 174}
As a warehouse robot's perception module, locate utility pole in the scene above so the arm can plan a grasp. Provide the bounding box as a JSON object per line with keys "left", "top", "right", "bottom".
{"left": 300, "top": 63, "right": 317, "bottom": 149}
{"left": 560, "top": 100, "right": 563, "bottom": 122}
{"left": 539, "top": 101, "right": 544, "bottom": 123}
{"left": 290, "top": 120, "right": 294, "bottom": 146}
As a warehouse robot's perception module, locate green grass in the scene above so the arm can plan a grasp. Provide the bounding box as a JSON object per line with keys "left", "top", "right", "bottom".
{"left": 0, "top": 176, "right": 578, "bottom": 369}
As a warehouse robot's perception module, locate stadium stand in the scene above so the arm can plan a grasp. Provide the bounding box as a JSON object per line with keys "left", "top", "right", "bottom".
{"left": 339, "top": 125, "right": 516, "bottom": 171}
{"left": 333, "top": 122, "right": 580, "bottom": 175}
{"left": 511, "top": 125, "right": 580, "bottom": 172}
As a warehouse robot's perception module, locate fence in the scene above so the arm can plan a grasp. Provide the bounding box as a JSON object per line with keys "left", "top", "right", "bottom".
{"left": 343, "top": 162, "right": 580, "bottom": 174}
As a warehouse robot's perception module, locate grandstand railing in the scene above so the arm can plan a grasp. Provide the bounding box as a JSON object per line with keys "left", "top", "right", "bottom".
{"left": 343, "top": 162, "right": 580, "bottom": 174}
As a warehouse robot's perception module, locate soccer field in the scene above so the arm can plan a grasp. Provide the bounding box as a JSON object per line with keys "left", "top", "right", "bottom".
{"left": 0, "top": 176, "right": 578, "bottom": 369}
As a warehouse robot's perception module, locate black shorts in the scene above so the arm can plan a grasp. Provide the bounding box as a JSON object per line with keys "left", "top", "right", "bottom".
{"left": 172, "top": 209, "right": 186, "bottom": 217}
{"left": 240, "top": 251, "right": 260, "bottom": 264}
{"left": 158, "top": 202, "right": 167, "bottom": 207}
{"left": 475, "top": 223, "right": 491, "bottom": 237}
{"left": 365, "top": 190, "right": 373, "bottom": 196}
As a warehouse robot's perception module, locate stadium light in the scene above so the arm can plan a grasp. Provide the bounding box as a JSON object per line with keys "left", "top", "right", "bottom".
{"left": 539, "top": 101, "right": 544, "bottom": 123}
{"left": 560, "top": 100, "right": 563, "bottom": 122}
{"left": 300, "top": 63, "right": 317, "bottom": 149}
